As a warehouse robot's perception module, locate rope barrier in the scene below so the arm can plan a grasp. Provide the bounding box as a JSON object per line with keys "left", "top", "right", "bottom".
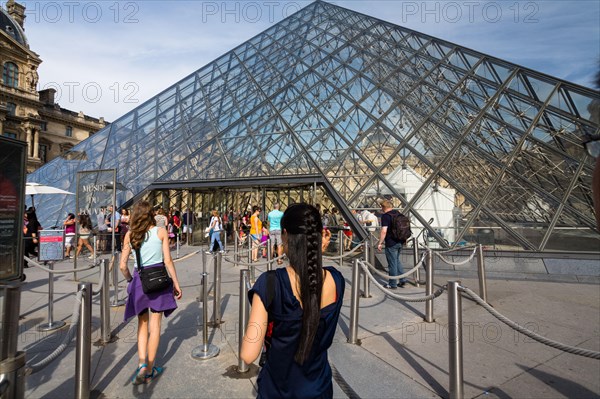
{"left": 363, "top": 252, "right": 427, "bottom": 280}
{"left": 323, "top": 243, "right": 364, "bottom": 261}
{"left": 438, "top": 244, "right": 479, "bottom": 254}
{"left": 359, "top": 262, "right": 446, "bottom": 302}
{"left": 91, "top": 260, "right": 106, "bottom": 296}
{"left": 24, "top": 256, "right": 98, "bottom": 274}
{"left": 459, "top": 286, "right": 600, "bottom": 360}
{"left": 434, "top": 246, "right": 478, "bottom": 266}
{"left": 26, "top": 290, "right": 83, "bottom": 374}
{"left": 223, "top": 253, "right": 285, "bottom": 268}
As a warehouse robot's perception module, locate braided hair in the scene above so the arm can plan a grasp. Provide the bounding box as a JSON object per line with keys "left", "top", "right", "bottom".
{"left": 281, "top": 203, "right": 324, "bottom": 365}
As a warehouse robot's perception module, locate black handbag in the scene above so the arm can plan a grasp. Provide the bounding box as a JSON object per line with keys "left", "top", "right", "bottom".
{"left": 135, "top": 247, "right": 172, "bottom": 294}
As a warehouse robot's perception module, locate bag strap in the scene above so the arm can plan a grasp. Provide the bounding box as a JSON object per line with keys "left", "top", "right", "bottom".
{"left": 135, "top": 247, "right": 143, "bottom": 271}
{"left": 264, "top": 270, "right": 277, "bottom": 312}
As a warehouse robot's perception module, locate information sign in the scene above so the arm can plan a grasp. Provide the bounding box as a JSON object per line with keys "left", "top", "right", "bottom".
{"left": 39, "top": 230, "right": 65, "bottom": 262}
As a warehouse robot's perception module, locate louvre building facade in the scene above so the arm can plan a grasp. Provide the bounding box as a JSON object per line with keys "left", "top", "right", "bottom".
{"left": 28, "top": 1, "right": 600, "bottom": 252}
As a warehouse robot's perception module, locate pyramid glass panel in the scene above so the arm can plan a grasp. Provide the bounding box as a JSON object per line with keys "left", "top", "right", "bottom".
{"left": 27, "top": 1, "right": 599, "bottom": 252}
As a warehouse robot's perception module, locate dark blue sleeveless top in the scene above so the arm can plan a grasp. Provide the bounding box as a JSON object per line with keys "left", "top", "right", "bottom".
{"left": 249, "top": 266, "right": 345, "bottom": 399}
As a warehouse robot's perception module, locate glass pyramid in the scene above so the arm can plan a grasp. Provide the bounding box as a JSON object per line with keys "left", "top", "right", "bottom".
{"left": 27, "top": 1, "right": 600, "bottom": 252}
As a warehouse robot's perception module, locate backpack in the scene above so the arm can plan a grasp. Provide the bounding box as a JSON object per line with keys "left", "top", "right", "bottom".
{"left": 388, "top": 211, "right": 412, "bottom": 243}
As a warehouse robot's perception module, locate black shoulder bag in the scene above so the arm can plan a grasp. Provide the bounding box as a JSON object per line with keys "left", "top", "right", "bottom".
{"left": 135, "top": 247, "right": 172, "bottom": 294}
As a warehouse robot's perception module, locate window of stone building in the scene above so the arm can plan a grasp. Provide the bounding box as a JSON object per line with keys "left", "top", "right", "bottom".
{"left": 3, "top": 132, "right": 17, "bottom": 139}
{"left": 6, "top": 102, "right": 16, "bottom": 115}
{"left": 2, "top": 62, "right": 19, "bottom": 88}
{"left": 39, "top": 144, "right": 48, "bottom": 163}
{"left": 40, "top": 121, "right": 47, "bottom": 131}
{"left": 66, "top": 126, "right": 73, "bottom": 137}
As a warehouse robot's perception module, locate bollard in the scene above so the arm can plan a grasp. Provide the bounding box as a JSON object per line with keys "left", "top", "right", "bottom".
{"left": 363, "top": 239, "right": 369, "bottom": 263}
{"left": 267, "top": 241, "right": 272, "bottom": 271}
{"left": 38, "top": 262, "right": 66, "bottom": 331}
{"left": 234, "top": 232, "right": 239, "bottom": 262}
{"left": 191, "top": 273, "right": 220, "bottom": 360}
{"left": 75, "top": 282, "right": 92, "bottom": 399}
{"left": 110, "top": 253, "right": 126, "bottom": 307}
{"left": 247, "top": 233, "right": 252, "bottom": 265}
{"left": 0, "top": 283, "right": 26, "bottom": 399}
{"left": 348, "top": 259, "right": 361, "bottom": 344}
{"left": 202, "top": 250, "right": 208, "bottom": 275}
{"left": 176, "top": 234, "right": 180, "bottom": 259}
{"left": 412, "top": 237, "right": 421, "bottom": 288}
{"left": 224, "top": 232, "right": 228, "bottom": 254}
{"left": 237, "top": 269, "right": 250, "bottom": 373}
{"left": 476, "top": 244, "right": 488, "bottom": 303}
{"left": 99, "top": 259, "right": 112, "bottom": 344}
{"left": 448, "top": 280, "right": 464, "bottom": 399}
{"left": 368, "top": 234, "right": 376, "bottom": 269}
{"left": 338, "top": 230, "right": 344, "bottom": 269}
{"left": 425, "top": 250, "right": 434, "bottom": 323}
{"left": 211, "top": 252, "right": 223, "bottom": 326}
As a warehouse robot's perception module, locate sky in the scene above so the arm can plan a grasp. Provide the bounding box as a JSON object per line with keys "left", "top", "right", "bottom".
{"left": 11, "top": 0, "right": 600, "bottom": 122}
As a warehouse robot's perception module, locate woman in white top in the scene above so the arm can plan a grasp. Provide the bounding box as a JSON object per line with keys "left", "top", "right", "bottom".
{"left": 209, "top": 209, "right": 224, "bottom": 253}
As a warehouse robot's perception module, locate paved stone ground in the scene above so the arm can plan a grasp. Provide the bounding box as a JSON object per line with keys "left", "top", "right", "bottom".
{"left": 14, "top": 244, "right": 600, "bottom": 398}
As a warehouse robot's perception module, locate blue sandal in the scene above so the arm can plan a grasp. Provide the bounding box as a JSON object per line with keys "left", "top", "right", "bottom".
{"left": 131, "top": 363, "right": 147, "bottom": 385}
{"left": 144, "top": 366, "right": 163, "bottom": 383}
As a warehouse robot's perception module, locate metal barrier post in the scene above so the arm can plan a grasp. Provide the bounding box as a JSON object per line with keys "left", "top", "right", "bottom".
{"left": 75, "top": 282, "right": 92, "bottom": 399}
{"left": 224, "top": 232, "right": 228, "bottom": 253}
{"left": 476, "top": 244, "right": 488, "bottom": 303}
{"left": 191, "top": 273, "right": 220, "bottom": 360}
{"left": 110, "top": 253, "right": 126, "bottom": 307}
{"left": 363, "top": 240, "right": 369, "bottom": 263}
{"left": 234, "top": 233, "right": 239, "bottom": 262}
{"left": 176, "top": 234, "right": 180, "bottom": 259}
{"left": 362, "top": 240, "right": 371, "bottom": 297}
{"left": 211, "top": 252, "right": 223, "bottom": 326}
{"left": 247, "top": 233, "right": 252, "bottom": 264}
{"left": 448, "top": 280, "right": 464, "bottom": 399}
{"left": 38, "top": 262, "right": 66, "bottom": 331}
{"left": 413, "top": 237, "right": 421, "bottom": 288}
{"left": 348, "top": 259, "right": 360, "bottom": 344}
{"left": 237, "top": 269, "right": 250, "bottom": 373}
{"left": 338, "top": 230, "right": 344, "bottom": 269}
{"left": 368, "top": 234, "right": 375, "bottom": 268}
{"left": 425, "top": 250, "right": 434, "bottom": 323}
{"left": 0, "top": 283, "right": 26, "bottom": 399}
{"left": 202, "top": 250, "right": 208, "bottom": 275}
{"left": 267, "top": 241, "right": 272, "bottom": 271}
{"left": 99, "top": 259, "right": 112, "bottom": 344}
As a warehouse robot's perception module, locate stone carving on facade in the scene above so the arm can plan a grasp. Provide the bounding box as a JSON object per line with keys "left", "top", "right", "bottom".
{"left": 25, "top": 64, "right": 39, "bottom": 92}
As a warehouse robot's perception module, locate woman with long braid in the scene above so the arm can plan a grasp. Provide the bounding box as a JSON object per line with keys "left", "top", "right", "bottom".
{"left": 241, "top": 203, "right": 345, "bottom": 398}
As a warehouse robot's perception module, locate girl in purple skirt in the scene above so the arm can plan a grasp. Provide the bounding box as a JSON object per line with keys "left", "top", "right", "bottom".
{"left": 119, "top": 201, "right": 183, "bottom": 385}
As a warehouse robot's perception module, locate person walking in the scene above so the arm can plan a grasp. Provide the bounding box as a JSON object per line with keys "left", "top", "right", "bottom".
{"left": 23, "top": 208, "right": 41, "bottom": 261}
{"left": 241, "top": 203, "right": 345, "bottom": 399}
{"left": 119, "top": 200, "right": 183, "bottom": 385}
{"left": 76, "top": 213, "right": 95, "bottom": 259}
{"left": 377, "top": 199, "right": 407, "bottom": 289}
{"left": 250, "top": 206, "right": 262, "bottom": 262}
{"left": 267, "top": 203, "right": 284, "bottom": 265}
{"left": 63, "top": 213, "right": 76, "bottom": 258}
{"left": 208, "top": 210, "right": 225, "bottom": 253}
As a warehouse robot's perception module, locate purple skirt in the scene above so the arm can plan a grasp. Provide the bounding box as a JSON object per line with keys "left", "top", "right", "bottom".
{"left": 124, "top": 263, "right": 177, "bottom": 321}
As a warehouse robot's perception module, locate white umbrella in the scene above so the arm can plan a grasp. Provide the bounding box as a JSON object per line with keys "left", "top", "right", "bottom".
{"left": 26, "top": 182, "right": 74, "bottom": 208}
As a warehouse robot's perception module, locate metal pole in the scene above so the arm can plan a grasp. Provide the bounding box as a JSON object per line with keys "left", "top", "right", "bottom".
{"left": 38, "top": 262, "right": 66, "bottom": 331}
{"left": 0, "top": 283, "right": 26, "bottom": 399}
{"left": 191, "top": 273, "right": 220, "bottom": 360}
{"left": 75, "top": 282, "right": 92, "bottom": 399}
{"left": 212, "top": 252, "right": 222, "bottom": 326}
{"left": 425, "top": 250, "right": 434, "bottom": 323}
{"left": 202, "top": 250, "right": 207, "bottom": 275}
{"left": 348, "top": 259, "right": 360, "bottom": 344}
{"left": 448, "top": 280, "right": 464, "bottom": 399}
{"left": 267, "top": 240, "right": 272, "bottom": 271}
{"left": 100, "top": 259, "right": 111, "bottom": 344}
{"left": 369, "top": 233, "right": 375, "bottom": 268}
{"left": 247, "top": 232, "right": 252, "bottom": 265}
{"left": 413, "top": 237, "right": 421, "bottom": 288}
{"left": 338, "top": 230, "right": 344, "bottom": 269}
{"left": 176, "top": 233, "right": 180, "bottom": 259}
{"left": 224, "top": 231, "right": 228, "bottom": 253}
{"left": 110, "top": 253, "right": 125, "bottom": 307}
{"left": 476, "top": 244, "right": 488, "bottom": 303}
{"left": 237, "top": 269, "right": 250, "bottom": 373}
{"left": 234, "top": 231, "right": 239, "bottom": 262}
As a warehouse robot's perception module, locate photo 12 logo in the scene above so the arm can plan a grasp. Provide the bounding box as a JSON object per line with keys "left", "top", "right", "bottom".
{"left": 24, "top": 1, "right": 140, "bottom": 24}
{"left": 399, "top": 1, "right": 540, "bottom": 24}
{"left": 39, "top": 81, "right": 139, "bottom": 105}
{"left": 200, "top": 1, "right": 303, "bottom": 23}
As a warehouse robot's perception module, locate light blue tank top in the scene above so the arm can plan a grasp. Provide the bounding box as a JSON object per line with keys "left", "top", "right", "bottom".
{"left": 134, "top": 227, "right": 163, "bottom": 268}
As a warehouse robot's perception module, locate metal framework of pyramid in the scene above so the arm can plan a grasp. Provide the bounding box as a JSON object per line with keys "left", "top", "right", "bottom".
{"left": 28, "top": 1, "right": 600, "bottom": 252}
